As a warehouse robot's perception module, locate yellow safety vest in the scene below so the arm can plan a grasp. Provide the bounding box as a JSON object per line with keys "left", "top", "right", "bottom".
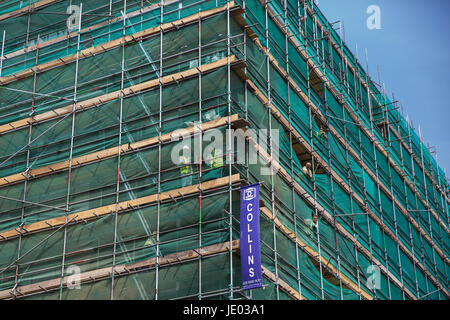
{"left": 144, "top": 238, "right": 153, "bottom": 246}
{"left": 208, "top": 149, "right": 223, "bottom": 168}
{"left": 315, "top": 129, "right": 327, "bottom": 141}
{"left": 303, "top": 219, "right": 316, "bottom": 236}
{"left": 180, "top": 156, "right": 192, "bottom": 174}
{"left": 145, "top": 231, "right": 156, "bottom": 247}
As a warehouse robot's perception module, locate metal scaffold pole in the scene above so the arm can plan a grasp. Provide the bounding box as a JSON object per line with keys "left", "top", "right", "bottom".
{"left": 304, "top": 11, "right": 325, "bottom": 300}
{"left": 111, "top": 0, "right": 127, "bottom": 300}
{"left": 406, "top": 118, "right": 431, "bottom": 298}
{"left": 391, "top": 98, "right": 422, "bottom": 298}
{"left": 242, "top": 0, "right": 253, "bottom": 300}
{"left": 418, "top": 127, "right": 441, "bottom": 299}
{"left": 11, "top": 30, "right": 40, "bottom": 300}
{"left": 226, "top": 0, "right": 234, "bottom": 300}
{"left": 197, "top": 8, "right": 203, "bottom": 300}
{"left": 264, "top": 0, "right": 280, "bottom": 301}
{"left": 59, "top": 2, "right": 83, "bottom": 300}
{"left": 155, "top": 0, "right": 164, "bottom": 301}
{"left": 340, "top": 45, "right": 364, "bottom": 300}
{"left": 289, "top": 0, "right": 304, "bottom": 300}
{"left": 0, "top": 30, "right": 5, "bottom": 77}
{"left": 320, "top": 24, "right": 346, "bottom": 300}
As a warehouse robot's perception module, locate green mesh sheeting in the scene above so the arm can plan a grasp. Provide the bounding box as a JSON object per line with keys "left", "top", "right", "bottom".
{"left": 0, "top": 0, "right": 447, "bottom": 301}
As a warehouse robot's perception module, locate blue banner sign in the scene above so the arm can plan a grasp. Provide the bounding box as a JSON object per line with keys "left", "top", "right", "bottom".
{"left": 240, "top": 183, "right": 262, "bottom": 290}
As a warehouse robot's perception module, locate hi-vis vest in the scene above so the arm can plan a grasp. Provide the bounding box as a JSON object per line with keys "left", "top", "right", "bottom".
{"left": 315, "top": 130, "right": 323, "bottom": 140}
{"left": 303, "top": 218, "right": 316, "bottom": 236}
{"left": 144, "top": 238, "right": 153, "bottom": 246}
{"left": 315, "top": 128, "right": 327, "bottom": 141}
{"left": 207, "top": 149, "right": 223, "bottom": 168}
{"left": 180, "top": 156, "right": 192, "bottom": 174}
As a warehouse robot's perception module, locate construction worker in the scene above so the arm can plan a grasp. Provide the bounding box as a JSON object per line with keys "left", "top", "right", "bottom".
{"left": 143, "top": 231, "right": 157, "bottom": 259}
{"left": 144, "top": 237, "right": 153, "bottom": 246}
{"left": 180, "top": 145, "right": 193, "bottom": 187}
{"left": 206, "top": 147, "right": 224, "bottom": 169}
{"left": 315, "top": 124, "right": 328, "bottom": 141}
{"left": 319, "top": 125, "right": 328, "bottom": 139}
{"left": 202, "top": 147, "right": 224, "bottom": 181}
{"left": 304, "top": 212, "right": 319, "bottom": 236}
{"left": 310, "top": 213, "right": 319, "bottom": 232}
{"left": 302, "top": 161, "right": 312, "bottom": 177}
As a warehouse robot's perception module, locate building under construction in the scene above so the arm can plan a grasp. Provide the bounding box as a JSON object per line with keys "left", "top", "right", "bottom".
{"left": 0, "top": 0, "right": 448, "bottom": 300}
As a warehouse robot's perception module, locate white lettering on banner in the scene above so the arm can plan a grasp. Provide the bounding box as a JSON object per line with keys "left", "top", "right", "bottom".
{"left": 240, "top": 184, "right": 262, "bottom": 290}
{"left": 246, "top": 199, "right": 255, "bottom": 277}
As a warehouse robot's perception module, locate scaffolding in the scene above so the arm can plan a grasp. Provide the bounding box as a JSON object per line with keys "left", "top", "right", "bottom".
{"left": 0, "top": 0, "right": 448, "bottom": 300}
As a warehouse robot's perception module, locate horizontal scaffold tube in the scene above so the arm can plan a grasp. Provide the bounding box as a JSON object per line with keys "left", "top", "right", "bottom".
{"left": 0, "top": 0, "right": 58, "bottom": 21}
{"left": 0, "top": 113, "right": 240, "bottom": 187}
{"left": 0, "top": 240, "right": 304, "bottom": 300}
{"left": 0, "top": 54, "right": 237, "bottom": 136}
{"left": 1, "top": 0, "right": 179, "bottom": 61}
{"left": 0, "top": 173, "right": 241, "bottom": 240}
{"left": 0, "top": 1, "right": 236, "bottom": 85}
{"left": 0, "top": 240, "right": 239, "bottom": 300}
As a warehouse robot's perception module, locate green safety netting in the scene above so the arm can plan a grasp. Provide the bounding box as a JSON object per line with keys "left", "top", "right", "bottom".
{"left": 0, "top": 0, "right": 447, "bottom": 301}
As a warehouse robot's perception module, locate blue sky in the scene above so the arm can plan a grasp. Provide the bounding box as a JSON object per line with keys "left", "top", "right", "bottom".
{"left": 318, "top": 0, "right": 450, "bottom": 177}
